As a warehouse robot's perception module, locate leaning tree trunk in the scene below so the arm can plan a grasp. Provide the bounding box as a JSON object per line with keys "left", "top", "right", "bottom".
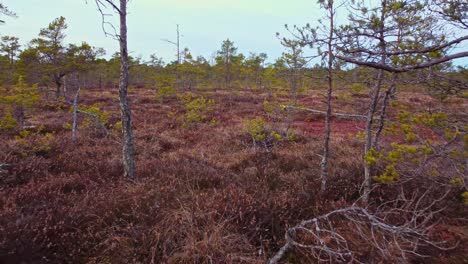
{"left": 362, "top": 69, "right": 383, "bottom": 202}
{"left": 118, "top": 0, "right": 136, "bottom": 180}
{"left": 362, "top": 0, "right": 387, "bottom": 203}
{"left": 372, "top": 73, "right": 397, "bottom": 149}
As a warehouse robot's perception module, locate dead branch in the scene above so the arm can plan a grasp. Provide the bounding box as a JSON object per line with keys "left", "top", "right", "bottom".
{"left": 62, "top": 91, "right": 109, "bottom": 139}
{"left": 282, "top": 105, "right": 368, "bottom": 120}
{"left": 0, "top": 163, "right": 12, "bottom": 172}
{"left": 76, "top": 109, "right": 109, "bottom": 136}
{"left": 91, "top": 0, "right": 120, "bottom": 40}
{"left": 268, "top": 192, "right": 456, "bottom": 264}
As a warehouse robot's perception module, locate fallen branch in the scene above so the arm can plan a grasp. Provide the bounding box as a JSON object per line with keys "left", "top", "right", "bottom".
{"left": 268, "top": 192, "right": 455, "bottom": 264}
{"left": 0, "top": 163, "right": 12, "bottom": 172}
{"left": 283, "top": 105, "right": 368, "bottom": 120}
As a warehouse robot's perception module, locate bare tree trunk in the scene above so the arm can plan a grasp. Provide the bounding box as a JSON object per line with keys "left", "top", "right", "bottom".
{"left": 63, "top": 75, "right": 67, "bottom": 98}
{"left": 55, "top": 78, "right": 62, "bottom": 99}
{"left": 372, "top": 73, "right": 397, "bottom": 149}
{"left": 362, "top": 0, "right": 388, "bottom": 203}
{"left": 291, "top": 69, "right": 297, "bottom": 103}
{"left": 352, "top": 65, "right": 358, "bottom": 83}
{"left": 176, "top": 24, "right": 181, "bottom": 90}
{"left": 363, "top": 70, "right": 383, "bottom": 202}
{"left": 72, "top": 87, "right": 80, "bottom": 144}
{"left": 119, "top": 0, "right": 136, "bottom": 180}
{"left": 320, "top": 0, "right": 335, "bottom": 192}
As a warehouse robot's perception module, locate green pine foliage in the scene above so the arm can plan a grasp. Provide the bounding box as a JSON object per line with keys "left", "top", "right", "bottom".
{"left": 0, "top": 76, "right": 39, "bottom": 130}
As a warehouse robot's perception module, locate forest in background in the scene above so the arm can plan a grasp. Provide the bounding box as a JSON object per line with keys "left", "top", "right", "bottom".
{"left": 0, "top": 0, "right": 467, "bottom": 263}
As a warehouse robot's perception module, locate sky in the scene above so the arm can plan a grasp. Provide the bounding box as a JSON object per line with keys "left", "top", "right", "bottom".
{"left": 0, "top": 0, "right": 323, "bottom": 64}
{"left": 0, "top": 0, "right": 466, "bottom": 66}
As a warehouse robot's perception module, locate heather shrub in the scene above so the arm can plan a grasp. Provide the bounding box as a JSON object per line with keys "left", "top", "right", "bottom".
{"left": 0, "top": 84, "right": 466, "bottom": 264}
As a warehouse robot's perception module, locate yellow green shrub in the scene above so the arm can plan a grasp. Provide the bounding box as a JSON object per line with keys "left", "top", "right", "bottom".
{"left": 450, "top": 178, "right": 463, "bottom": 187}
{"left": 244, "top": 117, "right": 268, "bottom": 142}
{"left": 111, "top": 121, "right": 122, "bottom": 131}
{"left": 76, "top": 103, "right": 109, "bottom": 129}
{"left": 243, "top": 117, "right": 286, "bottom": 149}
{"left": 178, "top": 94, "right": 216, "bottom": 127}
{"left": 0, "top": 77, "right": 39, "bottom": 129}
{"left": 462, "top": 192, "right": 468, "bottom": 205}
{"left": 350, "top": 83, "right": 366, "bottom": 95}
{"left": 0, "top": 108, "right": 18, "bottom": 131}
{"left": 14, "top": 125, "right": 55, "bottom": 156}
{"left": 374, "top": 165, "right": 399, "bottom": 183}
{"left": 155, "top": 76, "right": 176, "bottom": 102}
{"left": 376, "top": 105, "right": 465, "bottom": 188}
{"left": 365, "top": 148, "right": 383, "bottom": 166}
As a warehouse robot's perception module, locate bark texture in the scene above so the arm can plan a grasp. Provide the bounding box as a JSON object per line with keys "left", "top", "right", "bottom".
{"left": 118, "top": 0, "right": 136, "bottom": 180}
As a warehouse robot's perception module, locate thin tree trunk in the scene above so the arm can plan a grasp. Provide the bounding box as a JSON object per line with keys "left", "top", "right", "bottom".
{"left": 176, "top": 24, "right": 181, "bottom": 90}
{"left": 362, "top": 0, "right": 387, "bottom": 203}
{"left": 291, "top": 69, "right": 297, "bottom": 103}
{"left": 372, "top": 73, "right": 397, "bottom": 149}
{"left": 363, "top": 70, "right": 383, "bottom": 202}
{"left": 72, "top": 87, "right": 80, "bottom": 144}
{"left": 119, "top": 0, "right": 136, "bottom": 180}
{"left": 63, "top": 75, "right": 67, "bottom": 97}
{"left": 55, "top": 78, "right": 62, "bottom": 99}
{"left": 320, "top": 0, "right": 335, "bottom": 192}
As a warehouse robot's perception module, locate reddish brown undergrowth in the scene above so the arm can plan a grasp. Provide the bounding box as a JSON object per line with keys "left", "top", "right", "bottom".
{"left": 0, "top": 87, "right": 466, "bottom": 263}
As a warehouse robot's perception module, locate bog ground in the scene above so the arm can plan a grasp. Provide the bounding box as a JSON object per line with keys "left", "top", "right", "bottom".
{"left": 1, "top": 87, "right": 466, "bottom": 263}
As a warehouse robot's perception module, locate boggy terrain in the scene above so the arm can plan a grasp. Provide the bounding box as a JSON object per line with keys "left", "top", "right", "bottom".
{"left": 0, "top": 86, "right": 467, "bottom": 263}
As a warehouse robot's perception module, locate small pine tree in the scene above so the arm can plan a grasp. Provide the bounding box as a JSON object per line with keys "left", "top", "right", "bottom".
{"left": 0, "top": 76, "right": 39, "bottom": 130}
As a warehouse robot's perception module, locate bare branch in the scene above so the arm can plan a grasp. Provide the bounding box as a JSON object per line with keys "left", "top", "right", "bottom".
{"left": 91, "top": 0, "right": 121, "bottom": 40}
{"left": 268, "top": 195, "right": 455, "bottom": 264}
{"left": 336, "top": 51, "right": 468, "bottom": 73}
{"left": 338, "top": 35, "right": 468, "bottom": 57}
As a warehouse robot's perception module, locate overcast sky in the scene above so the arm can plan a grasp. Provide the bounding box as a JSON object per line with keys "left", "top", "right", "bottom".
{"left": 1, "top": 0, "right": 466, "bottom": 66}
{"left": 1, "top": 0, "right": 324, "bottom": 64}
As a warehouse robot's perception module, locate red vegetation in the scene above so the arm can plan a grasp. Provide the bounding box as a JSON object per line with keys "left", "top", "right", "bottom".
{"left": 0, "top": 88, "right": 466, "bottom": 263}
